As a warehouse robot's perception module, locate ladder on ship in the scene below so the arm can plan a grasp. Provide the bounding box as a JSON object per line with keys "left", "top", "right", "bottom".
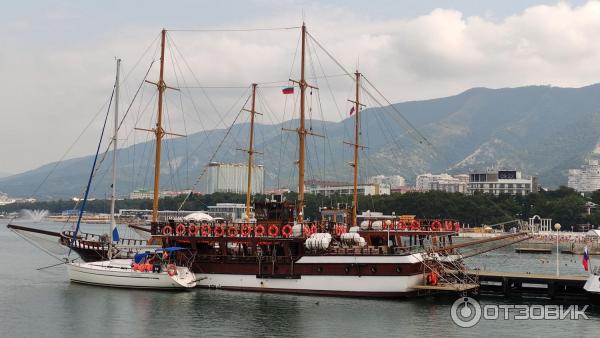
{"left": 414, "top": 244, "right": 480, "bottom": 293}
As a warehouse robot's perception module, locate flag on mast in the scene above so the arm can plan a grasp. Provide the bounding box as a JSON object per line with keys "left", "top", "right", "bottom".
{"left": 583, "top": 245, "right": 590, "bottom": 271}
{"left": 282, "top": 87, "right": 294, "bottom": 94}
{"left": 349, "top": 106, "right": 355, "bottom": 115}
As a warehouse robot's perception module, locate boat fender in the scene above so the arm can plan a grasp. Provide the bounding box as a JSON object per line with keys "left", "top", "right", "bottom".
{"left": 200, "top": 224, "right": 211, "bottom": 236}
{"left": 188, "top": 224, "right": 199, "bottom": 236}
{"left": 162, "top": 225, "right": 173, "bottom": 236}
{"left": 176, "top": 223, "right": 186, "bottom": 236}
{"left": 281, "top": 224, "right": 293, "bottom": 237}
{"left": 167, "top": 264, "right": 177, "bottom": 276}
{"left": 227, "top": 226, "right": 238, "bottom": 237}
{"left": 214, "top": 225, "right": 225, "bottom": 237}
{"left": 410, "top": 220, "right": 420, "bottom": 231}
{"left": 268, "top": 224, "right": 279, "bottom": 237}
{"left": 255, "top": 224, "right": 265, "bottom": 237}
{"left": 431, "top": 220, "right": 442, "bottom": 231}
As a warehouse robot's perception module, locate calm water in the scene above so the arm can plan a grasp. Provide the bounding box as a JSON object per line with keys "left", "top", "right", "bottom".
{"left": 2, "top": 220, "right": 600, "bottom": 338}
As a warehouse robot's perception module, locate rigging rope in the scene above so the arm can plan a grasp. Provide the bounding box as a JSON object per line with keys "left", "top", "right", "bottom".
{"left": 177, "top": 93, "right": 252, "bottom": 210}
{"left": 69, "top": 86, "right": 114, "bottom": 257}
{"left": 168, "top": 26, "right": 301, "bottom": 32}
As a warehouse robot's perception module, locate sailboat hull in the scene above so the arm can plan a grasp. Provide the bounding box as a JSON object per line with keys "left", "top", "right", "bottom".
{"left": 67, "top": 259, "right": 196, "bottom": 289}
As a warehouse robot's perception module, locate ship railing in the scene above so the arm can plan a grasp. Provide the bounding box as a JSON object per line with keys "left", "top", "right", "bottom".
{"left": 420, "top": 248, "right": 478, "bottom": 288}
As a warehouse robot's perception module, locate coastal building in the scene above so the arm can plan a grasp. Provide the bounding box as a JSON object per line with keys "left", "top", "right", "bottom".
{"left": 415, "top": 173, "right": 469, "bottom": 193}
{"left": 128, "top": 189, "right": 193, "bottom": 200}
{"left": 207, "top": 203, "right": 254, "bottom": 222}
{"left": 205, "top": 162, "right": 264, "bottom": 195}
{"left": 368, "top": 175, "right": 406, "bottom": 189}
{"left": 468, "top": 169, "right": 537, "bottom": 195}
{"left": 0, "top": 192, "right": 16, "bottom": 206}
{"left": 305, "top": 180, "right": 391, "bottom": 196}
{"left": 568, "top": 160, "right": 600, "bottom": 192}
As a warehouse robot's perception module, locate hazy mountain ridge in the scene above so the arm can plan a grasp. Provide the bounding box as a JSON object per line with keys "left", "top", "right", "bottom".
{"left": 3, "top": 84, "right": 600, "bottom": 199}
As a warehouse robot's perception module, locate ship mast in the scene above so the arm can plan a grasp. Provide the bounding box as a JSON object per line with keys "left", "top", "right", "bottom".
{"left": 137, "top": 29, "right": 183, "bottom": 223}
{"left": 345, "top": 71, "right": 366, "bottom": 227}
{"left": 108, "top": 58, "right": 121, "bottom": 260}
{"left": 351, "top": 71, "right": 361, "bottom": 227}
{"left": 151, "top": 30, "right": 167, "bottom": 223}
{"left": 286, "top": 23, "right": 319, "bottom": 223}
{"left": 243, "top": 83, "right": 259, "bottom": 220}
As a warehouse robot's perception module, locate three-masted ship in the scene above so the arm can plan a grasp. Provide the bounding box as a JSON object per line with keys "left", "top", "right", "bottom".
{"left": 143, "top": 24, "right": 486, "bottom": 297}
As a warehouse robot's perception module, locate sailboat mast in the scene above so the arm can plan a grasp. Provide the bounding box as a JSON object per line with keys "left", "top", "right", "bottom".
{"left": 109, "top": 58, "right": 121, "bottom": 260}
{"left": 152, "top": 29, "right": 167, "bottom": 223}
{"left": 245, "top": 83, "right": 257, "bottom": 220}
{"left": 297, "top": 23, "right": 307, "bottom": 224}
{"left": 352, "top": 71, "right": 361, "bottom": 227}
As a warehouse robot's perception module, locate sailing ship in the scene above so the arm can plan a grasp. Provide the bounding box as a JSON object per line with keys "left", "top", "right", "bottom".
{"left": 8, "top": 24, "right": 529, "bottom": 295}
{"left": 142, "top": 24, "right": 528, "bottom": 297}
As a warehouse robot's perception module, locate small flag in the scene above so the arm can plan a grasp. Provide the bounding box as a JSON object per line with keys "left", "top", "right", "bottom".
{"left": 349, "top": 106, "right": 355, "bottom": 115}
{"left": 112, "top": 227, "right": 120, "bottom": 242}
{"left": 282, "top": 87, "right": 294, "bottom": 95}
{"left": 583, "top": 245, "right": 590, "bottom": 271}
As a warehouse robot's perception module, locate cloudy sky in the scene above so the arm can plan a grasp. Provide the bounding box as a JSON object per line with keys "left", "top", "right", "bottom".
{"left": 1, "top": 0, "right": 597, "bottom": 174}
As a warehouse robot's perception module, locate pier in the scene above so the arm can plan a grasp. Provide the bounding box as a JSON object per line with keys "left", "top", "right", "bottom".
{"left": 465, "top": 270, "right": 589, "bottom": 300}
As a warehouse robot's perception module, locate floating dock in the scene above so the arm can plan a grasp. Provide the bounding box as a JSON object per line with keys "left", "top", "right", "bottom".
{"left": 465, "top": 270, "right": 589, "bottom": 300}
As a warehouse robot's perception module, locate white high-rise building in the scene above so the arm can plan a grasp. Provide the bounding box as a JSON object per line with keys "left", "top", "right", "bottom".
{"left": 416, "top": 173, "right": 468, "bottom": 193}
{"left": 205, "top": 162, "right": 264, "bottom": 194}
{"left": 568, "top": 160, "right": 600, "bottom": 192}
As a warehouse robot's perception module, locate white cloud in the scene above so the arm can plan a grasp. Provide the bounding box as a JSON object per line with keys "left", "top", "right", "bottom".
{"left": 3, "top": 1, "right": 600, "bottom": 173}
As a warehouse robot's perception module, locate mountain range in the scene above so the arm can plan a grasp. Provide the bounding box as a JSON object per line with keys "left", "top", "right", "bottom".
{"left": 2, "top": 83, "right": 600, "bottom": 199}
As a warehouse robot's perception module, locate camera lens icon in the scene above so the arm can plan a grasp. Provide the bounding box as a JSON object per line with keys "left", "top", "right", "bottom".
{"left": 451, "top": 297, "right": 482, "bottom": 328}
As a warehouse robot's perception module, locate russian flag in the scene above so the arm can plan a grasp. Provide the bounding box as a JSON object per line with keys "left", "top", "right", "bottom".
{"left": 282, "top": 87, "right": 294, "bottom": 95}
{"left": 583, "top": 245, "right": 590, "bottom": 271}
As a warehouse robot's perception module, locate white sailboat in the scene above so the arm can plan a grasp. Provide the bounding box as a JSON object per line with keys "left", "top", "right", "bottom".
{"left": 67, "top": 58, "right": 196, "bottom": 290}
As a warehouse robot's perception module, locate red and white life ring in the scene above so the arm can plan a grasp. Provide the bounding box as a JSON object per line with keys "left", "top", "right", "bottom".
{"left": 410, "top": 220, "right": 421, "bottom": 231}
{"left": 281, "top": 224, "right": 293, "bottom": 237}
{"left": 431, "top": 220, "right": 442, "bottom": 231}
{"left": 214, "top": 225, "right": 225, "bottom": 237}
{"left": 188, "top": 224, "right": 199, "bottom": 236}
{"left": 241, "top": 224, "right": 251, "bottom": 237}
{"left": 175, "top": 223, "right": 186, "bottom": 236}
{"left": 268, "top": 224, "right": 279, "bottom": 237}
{"left": 162, "top": 225, "right": 173, "bottom": 236}
{"left": 200, "top": 224, "right": 211, "bottom": 237}
{"left": 397, "top": 221, "right": 407, "bottom": 231}
{"left": 254, "top": 224, "right": 265, "bottom": 237}
{"left": 227, "top": 226, "right": 238, "bottom": 237}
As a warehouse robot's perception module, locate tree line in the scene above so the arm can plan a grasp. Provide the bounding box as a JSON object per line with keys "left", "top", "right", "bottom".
{"left": 1, "top": 187, "right": 597, "bottom": 228}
